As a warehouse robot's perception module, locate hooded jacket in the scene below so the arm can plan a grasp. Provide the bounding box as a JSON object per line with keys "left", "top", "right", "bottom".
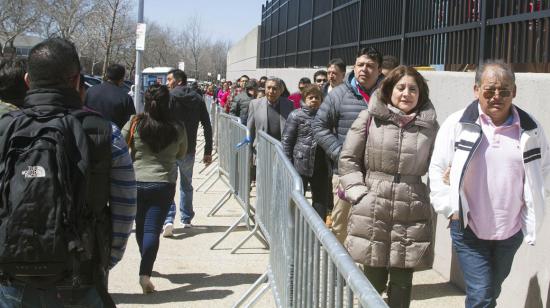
{"left": 281, "top": 104, "right": 329, "bottom": 177}
{"left": 313, "top": 71, "right": 384, "bottom": 169}
{"left": 339, "top": 93, "right": 439, "bottom": 269}
{"left": 169, "top": 84, "right": 212, "bottom": 156}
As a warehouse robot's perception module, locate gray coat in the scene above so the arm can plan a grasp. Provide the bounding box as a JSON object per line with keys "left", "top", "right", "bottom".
{"left": 230, "top": 91, "right": 253, "bottom": 124}
{"left": 339, "top": 93, "right": 439, "bottom": 269}
{"left": 247, "top": 96, "right": 294, "bottom": 147}
{"left": 313, "top": 72, "right": 384, "bottom": 169}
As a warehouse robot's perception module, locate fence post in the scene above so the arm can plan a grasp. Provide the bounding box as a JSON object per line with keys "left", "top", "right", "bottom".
{"left": 478, "top": 0, "right": 487, "bottom": 65}
{"left": 400, "top": 0, "right": 408, "bottom": 64}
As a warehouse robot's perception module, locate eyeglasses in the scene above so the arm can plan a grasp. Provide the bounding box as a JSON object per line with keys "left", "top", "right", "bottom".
{"left": 482, "top": 88, "right": 512, "bottom": 99}
{"left": 316, "top": 79, "right": 327, "bottom": 83}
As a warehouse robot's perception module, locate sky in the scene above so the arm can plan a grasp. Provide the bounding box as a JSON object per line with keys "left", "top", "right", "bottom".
{"left": 143, "top": 0, "right": 265, "bottom": 44}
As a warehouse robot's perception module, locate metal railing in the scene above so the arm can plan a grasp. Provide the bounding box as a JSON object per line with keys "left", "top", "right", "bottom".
{"left": 259, "top": 0, "right": 550, "bottom": 69}
{"left": 234, "top": 131, "right": 387, "bottom": 308}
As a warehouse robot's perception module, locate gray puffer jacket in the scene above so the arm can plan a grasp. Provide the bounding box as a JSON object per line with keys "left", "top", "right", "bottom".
{"left": 313, "top": 71, "right": 384, "bottom": 169}
{"left": 282, "top": 105, "right": 328, "bottom": 177}
{"left": 338, "top": 93, "right": 439, "bottom": 269}
{"left": 230, "top": 91, "right": 253, "bottom": 124}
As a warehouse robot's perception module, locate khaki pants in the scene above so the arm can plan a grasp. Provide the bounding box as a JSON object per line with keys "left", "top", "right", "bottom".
{"left": 331, "top": 175, "right": 351, "bottom": 244}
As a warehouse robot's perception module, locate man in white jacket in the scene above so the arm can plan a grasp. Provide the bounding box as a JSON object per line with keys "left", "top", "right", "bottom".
{"left": 429, "top": 61, "right": 550, "bottom": 308}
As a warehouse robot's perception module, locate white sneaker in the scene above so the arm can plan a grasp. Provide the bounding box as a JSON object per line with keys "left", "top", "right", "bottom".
{"left": 162, "top": 223, "right": 174, "bottom": 237}
{"left": 182, "top": 223, "right": 193, "bottom": 228}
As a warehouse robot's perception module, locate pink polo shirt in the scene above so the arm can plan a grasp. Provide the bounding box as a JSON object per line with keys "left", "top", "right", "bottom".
{"left": 463, "top": 106, "right": 525, "bottom": 240}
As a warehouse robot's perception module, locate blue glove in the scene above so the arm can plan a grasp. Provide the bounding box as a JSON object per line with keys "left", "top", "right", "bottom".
{"left": 236, "top": 136, "right": 251, "bottom": 149}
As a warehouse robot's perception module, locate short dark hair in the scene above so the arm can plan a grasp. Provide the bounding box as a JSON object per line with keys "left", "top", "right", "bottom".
{"left": 378, "top": 65, "right": 429, "bottom": 111}
{"left": 106, "top": 64, "right": 125, "bottom": 81}
{"left": 245, "top": 80, "right": 258, "bottom": 90}
{"left": 239, "top": 74, "right": 250, "bottom": 81}
{"left": 167, "top": 68, "right": 187, "bottom": 84}
{"left": 0, "top": 57, "right": 27, "bottom": 104}
{"left": 259, "top": 76, "right": 267, "bottom": 81}
{"left": 328, "top": 58, "right": 346, "bottom": 73}
{"left": 301, "top": 84, "right": 324, "bottom": 101}
{"left": 27, "top": 37, "right": 81, "bottom": 89}
{"left": 356, "top": 47, "right": 383, "bottom": 67}
{"left": 299, "top": 77, "right": 311, "bottom": 85}
{"left": 382, "top": 55, "right": 399, "bottom": 71}
{"left": 313, "top": 70, "right": 327, "bottom": 80}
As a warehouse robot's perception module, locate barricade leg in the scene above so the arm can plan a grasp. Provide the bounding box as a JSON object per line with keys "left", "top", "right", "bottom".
{"left": 210, "top": 211, "right": 247, "bottom": 249}
{"left": 202, "top": 171, "right": 224, "bottom": 193}
{"left": 230, "top": 223, "right": 269, "bottom": 254}
{"left": 232, "top": 271, "right": 269, "bottom": 308}
{"left": 195, "top": 169, "right": 220, "bottom": 192}
{"left": 199, "top": 155, "right": 218, "bottom": 175}
{"left": 206, "top": 189, "right": 231, "bottom": 217}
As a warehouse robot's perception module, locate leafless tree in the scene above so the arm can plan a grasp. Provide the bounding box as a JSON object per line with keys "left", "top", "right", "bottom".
{"left": 185, "top": 15, "right": 204, "bottom": 79}
{"left": 0, "top": 0, "right": 42, "bottom": 53}
{"left": 38, "top": 0, "right": 97, "bottom": 40}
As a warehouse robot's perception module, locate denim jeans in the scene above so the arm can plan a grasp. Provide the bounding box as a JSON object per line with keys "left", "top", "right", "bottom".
{"left": 450, "top": 220, "right": 523, "bottom": 308}
{"left": 0, "top": 282, "right": 106, "bottom": 307}
{"left": 136, "top": 181, "right": 176, "bottom": 276}
{"left": 164, "top": 153, "right": 195, "bottom": 225}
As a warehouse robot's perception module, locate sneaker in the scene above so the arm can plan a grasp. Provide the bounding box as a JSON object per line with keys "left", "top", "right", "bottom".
{"left": 162, "top": 223, "right": 174, "bottom": 237}
{"left": 182, "top": 222, "right": 193, "bottom": 228}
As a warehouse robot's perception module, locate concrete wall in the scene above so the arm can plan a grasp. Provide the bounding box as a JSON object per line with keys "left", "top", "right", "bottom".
{"left": 226, "top": 26, "right": 261, "bottom": 81}
{"left": 227, "top": 32, "right": 550, "bottom": 307}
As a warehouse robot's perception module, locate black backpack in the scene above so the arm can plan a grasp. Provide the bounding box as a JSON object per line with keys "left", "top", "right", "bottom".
{"left": 0, "top": 105, "right": 97, "bottom": 285}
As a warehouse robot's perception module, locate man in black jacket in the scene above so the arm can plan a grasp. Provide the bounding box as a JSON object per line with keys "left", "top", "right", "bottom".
{"left": 85, "top": 63, "right": 135, "bottom": 128}
{"left": 313, "top": 47, "right": 384, "bottom": 243}
{"left": 163, "top": 69, "right": 213, "bottom": 236}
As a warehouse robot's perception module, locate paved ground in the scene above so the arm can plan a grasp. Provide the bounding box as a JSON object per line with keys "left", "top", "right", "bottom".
{"left": 109, "top": 137, "right": 465, "bottom": 307}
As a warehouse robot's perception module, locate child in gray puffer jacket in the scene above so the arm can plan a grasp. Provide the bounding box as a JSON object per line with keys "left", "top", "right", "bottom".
{"left": 282, "top": 84, "right": 332, "bottom": 219}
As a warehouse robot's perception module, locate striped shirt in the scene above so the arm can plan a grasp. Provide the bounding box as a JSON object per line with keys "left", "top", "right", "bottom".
{"left": 109, "top": 124, "right": 137, "bottom": 268}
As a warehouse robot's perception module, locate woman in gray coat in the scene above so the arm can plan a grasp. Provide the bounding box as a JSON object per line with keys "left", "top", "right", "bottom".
{"left": 338, "top": 66, "right": 438, "bottom": 307}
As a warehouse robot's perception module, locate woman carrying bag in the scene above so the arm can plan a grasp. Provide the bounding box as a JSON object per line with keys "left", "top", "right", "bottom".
{"left": 122, "top": 84, "right": 187, "bottom": 293}
{"left": 338, "top": 66, "right": 438, "bottom": 307}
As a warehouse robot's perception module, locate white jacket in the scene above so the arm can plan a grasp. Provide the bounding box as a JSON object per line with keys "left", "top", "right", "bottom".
{"left": 429, "top": 101, "right": 550, "bottom": 245}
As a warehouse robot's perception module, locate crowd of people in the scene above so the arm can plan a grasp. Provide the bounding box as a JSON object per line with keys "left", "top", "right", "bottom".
{"left": 0, "top": 36, "right": 548, "bottom": 308}
{"left": 204, "top": 48, "right": 550, "bottom": 308}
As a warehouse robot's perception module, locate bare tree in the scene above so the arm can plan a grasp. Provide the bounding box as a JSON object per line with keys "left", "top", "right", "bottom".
{"left": 0, "top": 0, "right": 42, "bottom": 53}
{"left": 185, "top": 15, "right": 205, "bottom": 79}
{"left": 99, "top": 0, "right": 124, "bottom": 77}
{"left": 38, "top": 0, "right": 97, "bottom": 40}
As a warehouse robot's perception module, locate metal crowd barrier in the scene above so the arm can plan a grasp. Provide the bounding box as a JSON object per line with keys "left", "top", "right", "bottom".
{"left": 234, "top": 131, "right": 387, "bottom": 308}
{"left": 195, "top": 104, "right": 222, "bottom": 191}
{"left": 209, "top": 114, "right": 267, "bottom": 252}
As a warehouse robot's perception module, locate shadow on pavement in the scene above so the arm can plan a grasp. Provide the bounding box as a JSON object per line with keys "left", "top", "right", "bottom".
{"left": 411, "top": 282, "right": 464, "bottom": 301}
{"left": 166, "top": 225, "right": 249, "bottom": 240}
{"left": 112, "top": 272, "right": 261, "bottom": 305}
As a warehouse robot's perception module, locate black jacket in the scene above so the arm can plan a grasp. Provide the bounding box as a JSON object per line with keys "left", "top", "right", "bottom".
{"left": 0, "top": 88, "right": 113, "bottom": 280}
{"left": 282, "top": 105, "right": 329, "bottom": 177}
{"left": 312, "top": 72, "right": 383, "bottom": 169}
{"left": 169, "top": 85, "right": 213, "bottom": 155}
{"left": 85, "top": 81, "right": 135, "bottom": 129}
{"left": 230, "top": 91, "right": 253, "bottom": 124}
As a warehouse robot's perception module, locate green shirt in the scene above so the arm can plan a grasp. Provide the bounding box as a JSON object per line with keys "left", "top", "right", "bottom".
{"left": 0, "top": 100, "right": 19, "bottom": 116}
{"left": 122, "top": 115, "right": 187, "bottom": 183}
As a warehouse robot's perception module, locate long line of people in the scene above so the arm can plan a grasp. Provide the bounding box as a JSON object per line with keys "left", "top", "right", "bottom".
{"left": 1, "top": 38, "right": 548, "bottom": 308}
{"left": 208, "top": 47, "right": 550, "bottom": 308}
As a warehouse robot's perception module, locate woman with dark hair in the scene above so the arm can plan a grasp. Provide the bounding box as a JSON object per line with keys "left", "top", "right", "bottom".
{"left": 122, "top": 84, "right": 187, "bottom": 293}
{"left": 338, "top": 65, "right": 438, "bottom": 307}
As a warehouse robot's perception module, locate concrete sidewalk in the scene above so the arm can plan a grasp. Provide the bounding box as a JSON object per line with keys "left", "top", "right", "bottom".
{"left": 109, "top": 141, "right": 465, "bottom": 307}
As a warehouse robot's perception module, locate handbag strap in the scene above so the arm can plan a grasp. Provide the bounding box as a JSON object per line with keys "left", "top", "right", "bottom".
{"left": 126, "top": 116, "right": 139, "bottom": 146}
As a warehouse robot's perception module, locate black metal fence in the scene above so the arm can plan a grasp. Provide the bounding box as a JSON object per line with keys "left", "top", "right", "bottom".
{"left": 259, "top": 0, "right": 550, "bottom": 70}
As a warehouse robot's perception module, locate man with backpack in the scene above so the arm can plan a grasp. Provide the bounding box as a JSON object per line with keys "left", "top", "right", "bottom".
{"left": 0, "top": 38, "right": 136, "bottom": 307}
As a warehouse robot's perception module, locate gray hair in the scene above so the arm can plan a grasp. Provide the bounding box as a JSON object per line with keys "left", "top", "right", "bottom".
{"left": 475, "top": 60, "right": 515, "bottom": 86}
{"left": 265, "top": 76, "right": 284, "bottom": 91}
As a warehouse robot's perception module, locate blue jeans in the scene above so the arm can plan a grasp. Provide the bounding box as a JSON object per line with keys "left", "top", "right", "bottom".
{"left": 136, "top": 181, "right": 176, "bottom": 276}
{"left": 0, "top": 282, "right": 105, "bottom": 307}
{"left": 164, "top": 153, "right": 195, "bottom": 225}
{"left": 450, "top": 220, "right": 523, "bottom": 308}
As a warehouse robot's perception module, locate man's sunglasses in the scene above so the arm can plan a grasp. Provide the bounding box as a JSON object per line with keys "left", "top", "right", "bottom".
{"left": 482, "top": 88, "right": 512, "bottom": 99}
{"left": 316, "top": 79, "right": 327, "bottom": 83}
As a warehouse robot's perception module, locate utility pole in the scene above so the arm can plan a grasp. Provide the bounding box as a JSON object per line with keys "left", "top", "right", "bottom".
{"left": 134, "top": 0, "right": 144, "bottom": 113}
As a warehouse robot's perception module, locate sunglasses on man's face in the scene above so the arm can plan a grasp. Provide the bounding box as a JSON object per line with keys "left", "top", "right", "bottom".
{"left": 482, "top": 88, "right": 512, "bottom": 99}
{"left": 316, "top": 79, "right": 327, "bottom": 83}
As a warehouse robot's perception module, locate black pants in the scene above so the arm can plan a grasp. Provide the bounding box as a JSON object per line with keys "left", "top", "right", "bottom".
{"left": 301, "top": 148, "right": 331, "bottom": 219}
